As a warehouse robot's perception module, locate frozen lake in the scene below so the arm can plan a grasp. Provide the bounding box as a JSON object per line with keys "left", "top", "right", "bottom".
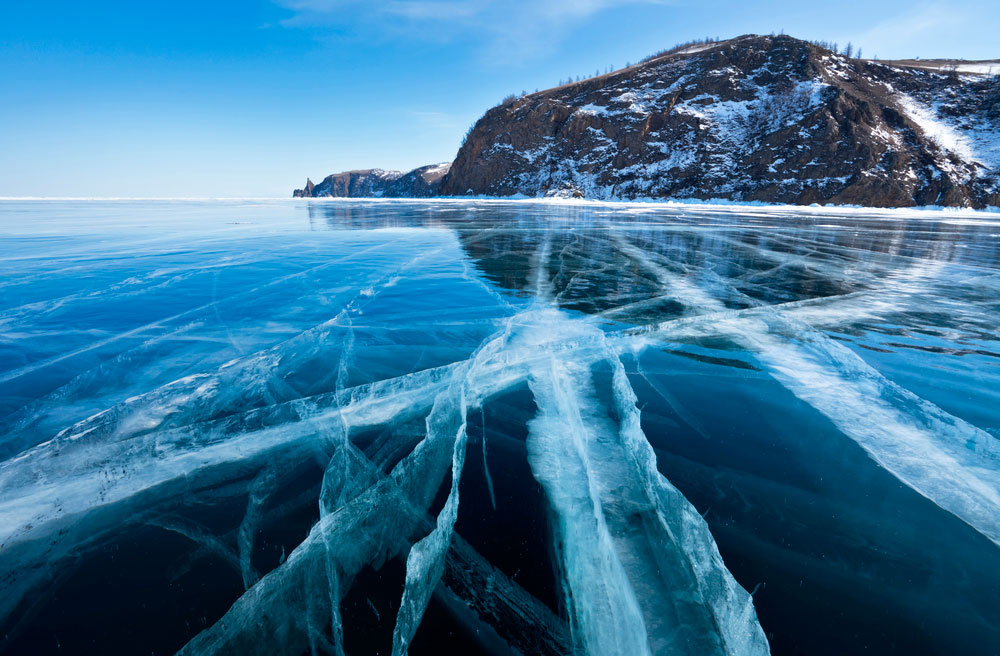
{"left": 1, "top": 199, "right": 999, "bottom": 655}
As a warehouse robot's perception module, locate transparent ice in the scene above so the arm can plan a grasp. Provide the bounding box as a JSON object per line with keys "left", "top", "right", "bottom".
{"left": 1, "top": 200, "right": 999, "bottom": 655}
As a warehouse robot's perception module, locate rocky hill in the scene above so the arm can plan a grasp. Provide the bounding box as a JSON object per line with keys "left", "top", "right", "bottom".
{"left": 296, "top": 35, "right": 999, "bottom": 208}
{"left": 293, "top": 163, "right": 450, "bottom": 198}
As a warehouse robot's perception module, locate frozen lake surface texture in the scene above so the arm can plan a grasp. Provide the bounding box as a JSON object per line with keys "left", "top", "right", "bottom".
{"left": 1, "top": 199, "right": 999, "bottom": 656}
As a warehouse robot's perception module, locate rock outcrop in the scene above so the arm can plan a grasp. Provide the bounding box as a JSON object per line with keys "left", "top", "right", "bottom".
{"left": 292, "top": 178, "right": 315, "bottom": 198}
{"left": 293, "top": 163, "right": 450, "bottom": 198}
{"left": 439, "top": 35, "right": 999, "bottom": 208}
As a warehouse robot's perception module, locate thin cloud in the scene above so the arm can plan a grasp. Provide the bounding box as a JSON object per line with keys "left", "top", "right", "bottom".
{"left": 382, "top": 1, "right": 489, "bottom": 20}
{"left": 848, "top": 3, "right": 968, "bottom": 59}
{"left": 272, "top": 0, "right": 672, "bottom": 59}
{"left": 408, "top": 110, "right": 472, "bottom": 132}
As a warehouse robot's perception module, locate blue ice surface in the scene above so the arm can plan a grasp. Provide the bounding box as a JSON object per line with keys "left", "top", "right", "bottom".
{"left": 1, "top": 199, "right": 999, "bottom": 656}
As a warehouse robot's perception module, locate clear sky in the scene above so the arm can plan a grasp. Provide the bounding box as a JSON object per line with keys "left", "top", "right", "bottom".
{"left": 1, "top": 0, "right": 997, "bottom": 197}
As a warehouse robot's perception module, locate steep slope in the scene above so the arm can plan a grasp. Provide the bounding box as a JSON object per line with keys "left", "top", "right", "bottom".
{"left": 439, "top": 35, "right": 999, "bottom": 207}
{"left": 294, "top": 163, "right": 450, "bottom": 198}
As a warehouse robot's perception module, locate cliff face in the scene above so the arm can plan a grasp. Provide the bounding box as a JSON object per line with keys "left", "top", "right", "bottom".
{"left": 293, "top": 163, "right": 450, "bottom": 198}
{"left": 439, "top": 35, "right": 999, "bottom": 208}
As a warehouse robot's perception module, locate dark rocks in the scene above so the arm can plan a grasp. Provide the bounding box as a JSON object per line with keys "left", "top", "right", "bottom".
{"left": 292, "top": 178, "right": 315, "bottom": 198}
{"left": 293, "top": 163, "right": 450, "bottom": 198}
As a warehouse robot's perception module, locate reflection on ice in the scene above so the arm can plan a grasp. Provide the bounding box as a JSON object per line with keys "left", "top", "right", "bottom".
{"left": 1, "top": 199, "right": 999, "bottom": 655}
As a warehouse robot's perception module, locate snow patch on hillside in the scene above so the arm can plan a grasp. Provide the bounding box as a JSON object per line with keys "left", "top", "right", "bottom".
{"left": 423, "top": 163, "right": 451, "bottom": 175}
{"left": 674, "top": 43, "right": 718, "bottom": 55}
{"left": 896, "top": 93, "right": 1000, "bottom": 179}
{"left": 897, "top": 95, "right": 978, "bottom": 164}
{"left": 372, "top": 168, "right": 405, "bottom": 181}
{"left": 953, "top": 63, "right": 1000, "bottom": 75}
{"left": 577, "top": 104, "right": 610, "bottom": 116}
{"left": 904, "top": 62, "right": 1000, "bottom": 75}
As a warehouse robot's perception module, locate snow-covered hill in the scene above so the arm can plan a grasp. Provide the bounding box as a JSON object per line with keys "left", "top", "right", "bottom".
{"left": 294, "top": 35, "right": 998, "bottom": 208}
{"left": 294, "top": 163, "right": 450, "bottom": 198}
{"left": 439, "top": 35, "right": 998, "bottom": 208}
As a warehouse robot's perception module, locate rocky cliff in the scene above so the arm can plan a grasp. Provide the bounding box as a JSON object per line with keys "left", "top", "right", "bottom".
{"left": 439, "top": 35, "right": 999, "bottom": 208}
{"left": 294, "top": 163, "right": 450, "bottom": 198}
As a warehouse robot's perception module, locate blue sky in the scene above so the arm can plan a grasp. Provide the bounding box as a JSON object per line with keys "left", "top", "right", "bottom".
{"left": 1, "top": 0, "right": 997, "bottom": 197}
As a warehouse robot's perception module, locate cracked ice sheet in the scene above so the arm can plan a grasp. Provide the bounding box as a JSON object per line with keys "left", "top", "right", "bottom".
{"left": 3, "top": 199, "right": 1000, "bottom": 655}
{"left": 609, "top": 229, "right": 1000, "bottom": 547}
{"left": 0, "top": 228, "right": 465, "bottom": 447}
{"left": 520, "top": 307, "right": 767, "bottom": 655}
{"left": 179, "top": 432, "right": 571, "bottom": 656}
{"left": 170, "top": 302, "right": 769, "bottom": 656}
{"left": 0, "top": 310, "right": 767, "bottom": 653}
{"left": 512, "top": 235, "right": 765, "bottom": 655}
{"left": 0, "top": 224, "right": 525, "bottom": 619}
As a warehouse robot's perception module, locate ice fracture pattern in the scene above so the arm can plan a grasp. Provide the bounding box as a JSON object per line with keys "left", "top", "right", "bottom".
{"left": 1, "top": 199, "right": 999, "bottom": 655}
